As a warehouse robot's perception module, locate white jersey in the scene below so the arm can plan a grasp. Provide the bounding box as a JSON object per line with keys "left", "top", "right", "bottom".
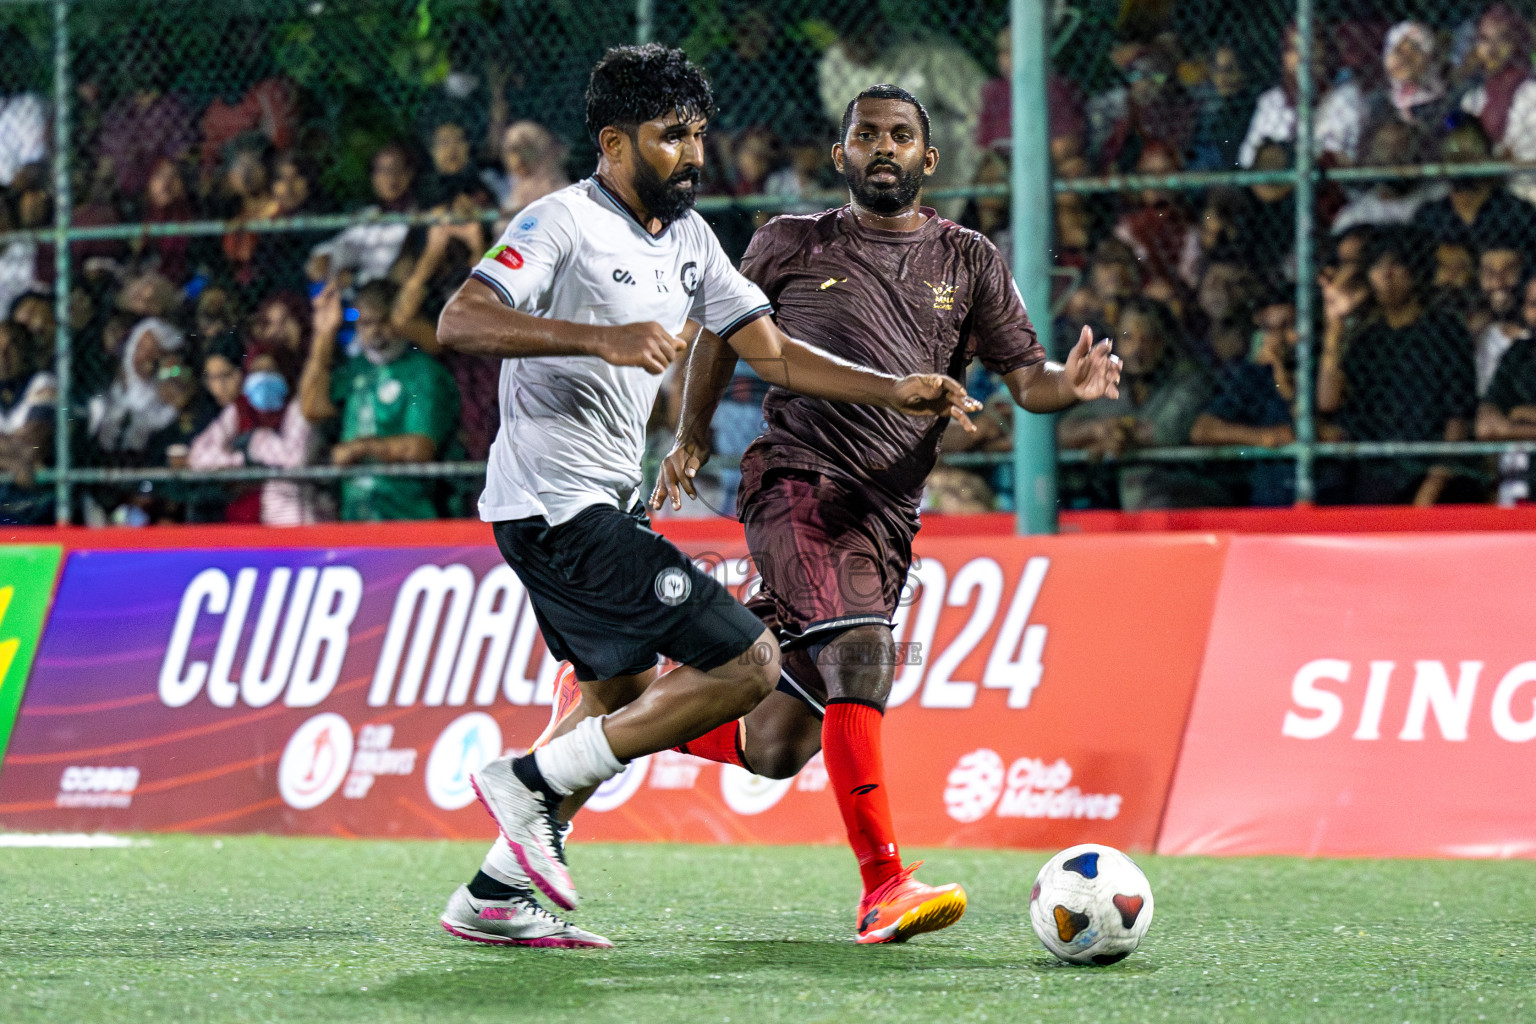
{"left": 471, "top": 177, "right": 771, "bottom": 526}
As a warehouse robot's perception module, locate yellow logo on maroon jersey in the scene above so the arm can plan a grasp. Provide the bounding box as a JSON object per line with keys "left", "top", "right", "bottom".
{"left": 925, "top": 281, "right": 958, "bottom": 311}
{"left": 818, "top": 276, "right": 847, "bottom": 290}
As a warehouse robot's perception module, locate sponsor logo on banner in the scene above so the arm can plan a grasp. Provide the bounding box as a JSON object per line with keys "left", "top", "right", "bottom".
{"left": 425, "top": 712, "right": 501, "bottom": 810}
{"left": 943, "top": 749, "right": 1121, "bottom": 823}
{"left": 0, "top": 545, "right": 64, "bottom": 764}
{"left": 1281, "top": 658, "right": 1536, "bottom": 743}
{"left": 720, "top": 764, "right": 794, "bottom": 815}
{"left": 55, "top": 766, "right": 140, "bottom": 809}
{"left": 279, "top": 713, "right": 354, "bottom": 810}
{"left": 943, "top": 748, "right": 1006, "bottom": 822}
{"left": 342, "top": 723, "right": 417, "bottom": 800}
{"left": 587, "top": 755, "right": 650, "bottom": 812}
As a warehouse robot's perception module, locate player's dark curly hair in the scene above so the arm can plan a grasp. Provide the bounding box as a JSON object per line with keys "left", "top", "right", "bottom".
{"left": 585, "top": 44, "right": 716, "bottom": 147}
{"left": 840, "top": 83, "right": 930, "bottom": 148}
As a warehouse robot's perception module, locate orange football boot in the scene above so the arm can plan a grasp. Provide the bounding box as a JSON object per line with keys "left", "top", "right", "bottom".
{"left": 530, "top": 662, "right": 582, "bottom": 751}
{"left": 855, "top": 861, "right": 967, "bottom": 944}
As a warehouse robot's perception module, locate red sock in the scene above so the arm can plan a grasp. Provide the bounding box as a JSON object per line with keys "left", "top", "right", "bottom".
{"left": 822, "top": 700, "right": 901, "bottom": 895}
{"left": 674, "top": 720, "right": 746, "bottom": 768}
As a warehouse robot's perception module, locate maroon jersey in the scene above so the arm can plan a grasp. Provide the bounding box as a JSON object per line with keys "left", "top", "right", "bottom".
{"left": 736, "top": 205, "right": 1044, "bottom": 523}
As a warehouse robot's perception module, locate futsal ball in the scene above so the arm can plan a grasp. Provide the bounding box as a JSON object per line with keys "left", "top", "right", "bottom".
{"left": 1029, "top": 843, "right": 1154, "bottom": 965}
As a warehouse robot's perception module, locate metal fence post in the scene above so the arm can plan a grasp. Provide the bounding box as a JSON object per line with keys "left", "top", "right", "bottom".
{"left": 1011, "top": 0, "right": 1057, "bottom": 534}
{"left": 636, "top": 0, "right": 653, "bottom": 45}
{"left": 50, "top": 0, "right": 72, "bottom": 525}
{"left": 1292, "top": 0, "right": 1317, "bottom": 504}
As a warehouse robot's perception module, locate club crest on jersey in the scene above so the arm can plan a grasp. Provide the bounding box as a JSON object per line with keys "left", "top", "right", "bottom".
{"left": 925, "top": 281, "right": 958, "bottom": 311}
{"left": 486, "top": 244, "right": 524, "bottom": 270}
{"left": 680, "top": 260, "right": 699, "bottom": 296}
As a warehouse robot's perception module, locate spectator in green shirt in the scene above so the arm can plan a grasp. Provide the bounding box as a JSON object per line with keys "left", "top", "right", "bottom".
{"left": 299, "top": 280, "right": 459, "bottom": 521}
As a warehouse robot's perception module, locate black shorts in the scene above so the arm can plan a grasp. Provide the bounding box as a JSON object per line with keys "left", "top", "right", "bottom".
{"left": 493, "top": 503, "right": 766, "bottom": 682}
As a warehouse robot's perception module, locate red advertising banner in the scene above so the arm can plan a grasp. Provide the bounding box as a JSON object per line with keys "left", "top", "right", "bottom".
{"left": 1159, "top": 534, "right": 1536, "bottom": 859}
{"left": 0, "top": 527, "right": 1222, "bottom": 852}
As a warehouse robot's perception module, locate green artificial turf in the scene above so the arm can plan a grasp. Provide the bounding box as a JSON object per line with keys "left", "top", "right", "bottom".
{"left": 0, "top": 836, "right": 1532, "bottom": 1023}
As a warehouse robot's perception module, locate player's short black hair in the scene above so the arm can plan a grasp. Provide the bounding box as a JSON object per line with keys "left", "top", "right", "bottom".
{"left": 840, "top": 84, "right": 931, "bottom": 148}
{"left": 585, "top": 44, "right": 716, "bottom": 147}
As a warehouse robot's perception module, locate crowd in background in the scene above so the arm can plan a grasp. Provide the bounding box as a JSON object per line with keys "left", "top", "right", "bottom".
{"left": 4, "top": 3, "right": 1536, "bottom": 523}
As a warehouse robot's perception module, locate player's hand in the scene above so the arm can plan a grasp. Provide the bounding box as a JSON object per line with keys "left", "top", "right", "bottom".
{"left": 890, "top": 373, "right": 983, "bottom": 431}
{"left": 1064, "top": 325, "right": 1121, "bottom": 402}
{"left": 649, "top": 437, "right": 711, "bottom": 511}
{"left": 592, "top": 322, "right": 688, "bottom": 374}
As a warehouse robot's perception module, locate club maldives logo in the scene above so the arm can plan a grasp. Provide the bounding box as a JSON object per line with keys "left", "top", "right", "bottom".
{"left": 943, "top": 749, "right": 1121, "bottom": 823}
{"left": 425, "top": 712, "right": 502, "bottom": 811}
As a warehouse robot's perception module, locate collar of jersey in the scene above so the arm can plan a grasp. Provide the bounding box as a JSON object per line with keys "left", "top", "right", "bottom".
{"left": 840, "top": 204, "right": 942, "bottom": 243}
{"left": 590, "top": 176, "right": 675, "bottom": 243}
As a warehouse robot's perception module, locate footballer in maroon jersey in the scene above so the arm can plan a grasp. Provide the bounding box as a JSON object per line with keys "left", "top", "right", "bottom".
{"left": 651, "top": 84, "right": 1120, "bottom": 944}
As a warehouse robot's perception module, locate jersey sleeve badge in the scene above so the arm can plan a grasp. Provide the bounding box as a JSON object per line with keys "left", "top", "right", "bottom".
{"left": 486, "top": 244, "right": 524, "bottom": 270}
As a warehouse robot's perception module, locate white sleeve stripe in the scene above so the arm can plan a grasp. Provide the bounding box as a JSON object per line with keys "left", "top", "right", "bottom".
{"left": 717, "top": 304, "right": 773, "bottom": 340}
{"left": 470, "top": 269, "right": 517, "bottom": 307}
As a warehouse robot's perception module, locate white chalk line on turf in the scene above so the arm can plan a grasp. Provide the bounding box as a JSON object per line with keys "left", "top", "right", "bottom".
{"left": 0, "top": 833, "right": 150, "bottom": 848}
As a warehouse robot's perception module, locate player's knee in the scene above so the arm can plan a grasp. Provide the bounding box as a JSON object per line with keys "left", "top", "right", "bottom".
{"left": 819, "top": 625, "right": 895, "bottom": 706}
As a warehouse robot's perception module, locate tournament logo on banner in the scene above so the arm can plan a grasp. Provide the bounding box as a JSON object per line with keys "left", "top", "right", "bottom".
{"left": 0, "top": 530, "right": 1220, "bottom": 851}
{"left": 1160, "top": 534, "right": 1536, "bottom": 859}
{"left": 0, "top": 544, "right": 62, "bottom": 769}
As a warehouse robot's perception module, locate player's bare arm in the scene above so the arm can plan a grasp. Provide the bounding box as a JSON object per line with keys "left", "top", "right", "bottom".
{"left": 648, "top": 320, "right": 737, "bottom": 509}
{"left": 437, "top": 277, "right": 685, "bottom": 374}
{"left": 651, "top": 320, "right": 982, "bottom": 510}
{"left": 1004, "top": 324, "right": 1122, "bottom": 413}
{"left": 726, "top": 315, "right": 979, "bottom": 424}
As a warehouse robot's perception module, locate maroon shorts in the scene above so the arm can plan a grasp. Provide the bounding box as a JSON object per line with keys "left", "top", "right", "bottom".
{"left": 741, "top": 469, "right": 914, "bottom": 649}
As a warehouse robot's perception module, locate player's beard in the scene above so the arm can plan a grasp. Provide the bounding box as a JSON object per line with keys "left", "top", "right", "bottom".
{"left": 846, "top": 157, "right": 923, "bottom": 215}
{"left": 633, "top": 160, "right": 701, "bottom": 226}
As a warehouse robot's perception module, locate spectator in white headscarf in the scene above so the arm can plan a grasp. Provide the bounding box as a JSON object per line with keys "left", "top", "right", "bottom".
{"left": 1365, "top": 22, "right": 1452, "bottom": 148}
{"left": 88, "top": 317, "right": 186, "bottom": 458}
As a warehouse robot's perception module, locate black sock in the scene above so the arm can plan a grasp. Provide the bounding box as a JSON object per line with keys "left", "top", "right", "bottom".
{"left": 467, "top": 870, "right": 524, "bottom": 901}
{"left": 512, "top": 752, "right": 561, "bottom": 801}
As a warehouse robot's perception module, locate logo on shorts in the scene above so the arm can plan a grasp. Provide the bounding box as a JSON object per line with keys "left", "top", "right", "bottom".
{"left": 487, "top": 244, "right": 524, "bottom": 270}
{"left": 654, "top": 567, "right": 692, "bottom": 606}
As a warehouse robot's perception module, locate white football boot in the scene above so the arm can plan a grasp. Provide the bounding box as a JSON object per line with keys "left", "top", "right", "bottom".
{"left": 440, "top": 885, "right": 611, "bottom": 948}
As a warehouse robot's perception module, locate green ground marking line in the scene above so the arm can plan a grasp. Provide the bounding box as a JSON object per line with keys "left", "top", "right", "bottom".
{"left": 0, "top": 837, "right": 1531, "bottom": 1024}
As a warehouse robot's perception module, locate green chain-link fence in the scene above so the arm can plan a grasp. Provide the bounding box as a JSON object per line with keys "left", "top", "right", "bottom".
{"left": 0, "top": 0, "right": 1534, "bottom": 526}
